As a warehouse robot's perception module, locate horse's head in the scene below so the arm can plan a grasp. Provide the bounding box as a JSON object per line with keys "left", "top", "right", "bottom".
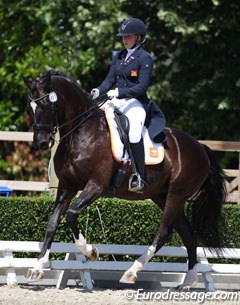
{"left": 23, "top": 71, "right": 58, "bottom": 150}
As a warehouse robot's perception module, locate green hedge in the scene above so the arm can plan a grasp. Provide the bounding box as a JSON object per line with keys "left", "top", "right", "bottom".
{"left": 0, "top": 195, "right": 239, "bottom": 258}
{"left": 0, "top": 195, "right": 164, "bottom": 245}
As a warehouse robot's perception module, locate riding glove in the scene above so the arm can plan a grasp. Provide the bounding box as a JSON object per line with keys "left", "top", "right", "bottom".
{"left": 91, "top": 88, "right": 100, "bottom": 100}
{"left": 107, "top": 88, "right": 119, "bottom": 99}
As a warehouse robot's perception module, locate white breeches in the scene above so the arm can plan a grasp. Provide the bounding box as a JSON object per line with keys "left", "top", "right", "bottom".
{"left": 104, "top": 98, "right": 146, "bottom": 143}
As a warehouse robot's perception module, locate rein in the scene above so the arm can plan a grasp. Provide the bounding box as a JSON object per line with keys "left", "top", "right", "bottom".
{"left": 56, "top": 102, "right": 102, "bottom": 143}
{"left": 58, "top": 95, "right": 107, "bottom": 130}
{"left": 29, "top": 91, "right": 109, "bottom": 146}
{"left": 55, "top": 95, "right": 108, "bottom": 144}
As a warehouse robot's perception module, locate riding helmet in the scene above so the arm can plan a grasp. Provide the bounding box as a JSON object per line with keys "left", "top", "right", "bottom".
{"left": 117, "top": 18, "right": 147, "bottom": 37}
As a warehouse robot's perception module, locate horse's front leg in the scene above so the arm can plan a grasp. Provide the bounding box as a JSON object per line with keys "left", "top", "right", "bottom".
{"left": 66, "top": 180, "right": 104, "bottom": 261}
{"left": 27, "top": 188, "right": 75, "bottom": 280}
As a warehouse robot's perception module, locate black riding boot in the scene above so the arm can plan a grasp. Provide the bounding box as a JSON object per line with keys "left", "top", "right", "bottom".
{"left": 129, "top": 139, "right": 145, "bottom": 192}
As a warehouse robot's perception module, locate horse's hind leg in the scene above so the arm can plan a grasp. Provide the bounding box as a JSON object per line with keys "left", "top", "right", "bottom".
{"left": 151, "top": 201, "right": 199, "bottom": 290}
{"left": 173, "top": 213, "right": 198, "bottom": 290}
{"left": 120, "top": 196, "right": 181, "bottom": 284}
{"left": 120, "top": 196, "right": 199, "bottom": 290}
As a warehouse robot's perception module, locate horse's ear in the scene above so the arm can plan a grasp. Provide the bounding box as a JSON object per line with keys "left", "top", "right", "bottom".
{"left": 41, "top": 70, "right": 51, "bottom": 84}
{"left": 22, "top": 76, "right": 32, "bottom": 89}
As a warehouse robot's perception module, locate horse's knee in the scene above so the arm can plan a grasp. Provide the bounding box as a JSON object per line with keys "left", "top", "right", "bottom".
{"left": 45, "top": 227, "right": 56, "bottom": 238}
{"left": 154, "top": 226, "right": 171, "bottom": 250}
{"left": 159, "top": 231, "right": 169, "bottom": 244}
{"left": 166, "top": 224, "right": 174, "bottom": 242}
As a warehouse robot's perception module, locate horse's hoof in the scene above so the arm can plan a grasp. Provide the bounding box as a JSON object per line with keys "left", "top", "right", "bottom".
{"left": 88, "top": 246, "right": 99, "bottom": 261}
{"left": 176, "top": 284, "right": 190, "bottom": 292}
{"left": 176, "top": 281, "right": 197, "bottom": 291}
{"left": 26, "top": 269, "right": 44, "bottom": 281}
{"left": 119, "top": 271, "right": 137, "bottom": 284}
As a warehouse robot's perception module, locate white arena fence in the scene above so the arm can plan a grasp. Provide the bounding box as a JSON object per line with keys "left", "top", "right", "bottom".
{"left": 0, "top": 131, "right": 239, "bottom": 202}
{"left": 0, "top": 131, "right": 56, "bottom": 196}
{"left": 0, "top": 132, "right": 240, "bottom": 291}
{"left": 0, "top": 241, "right": 240, "bottom": 291}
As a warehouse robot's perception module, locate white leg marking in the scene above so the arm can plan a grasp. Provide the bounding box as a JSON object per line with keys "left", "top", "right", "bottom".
{"left": 177, "top": 264, "right": 198, "bottom": 290}
{"left": 120, "top": 245, "right": 156, "bottom": 283}
{"left": 136, "top": 245, "right": 156, "bottom": 269}
{"left": 34, "top": 249, "right": 50, "bottom": 272}
{"left": 74, "top": 234, "right": 93, "bottom": 257}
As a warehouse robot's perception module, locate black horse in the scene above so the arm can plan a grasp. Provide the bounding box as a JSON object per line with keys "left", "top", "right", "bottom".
{"left": 23, "top": 70, "right": 227, "bottom": 290}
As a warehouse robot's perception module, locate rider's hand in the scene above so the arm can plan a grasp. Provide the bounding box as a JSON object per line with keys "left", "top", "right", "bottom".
{"left": 107, "top": 88, "right": 119, "bottom": 99}
{"left": 90, "top": 88, "right": 100, "bottom": 100}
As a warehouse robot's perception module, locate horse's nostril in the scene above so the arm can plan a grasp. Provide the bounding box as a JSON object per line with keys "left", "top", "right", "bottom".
{"left": 39, "top": 141, "right": 49, "bottom": 150}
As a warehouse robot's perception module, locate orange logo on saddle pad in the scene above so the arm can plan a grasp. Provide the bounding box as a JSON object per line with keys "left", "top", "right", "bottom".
{"left": 131, "top": 70, "right": 138, "bottom": 77}
{"left": 149, "top": 147, "right": 159, "bottom": 158}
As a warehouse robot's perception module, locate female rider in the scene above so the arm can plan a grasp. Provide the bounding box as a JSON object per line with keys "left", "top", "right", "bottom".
{"left": 91, "top": 18, "right": 165, "bottom": 192}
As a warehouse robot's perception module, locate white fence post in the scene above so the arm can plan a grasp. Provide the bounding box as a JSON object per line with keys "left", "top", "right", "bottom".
{"left": 2, "top": 251, "right": 17, "bottom": 286}
{"left": 56, "top": 252, "right": 93, "bottom": 290}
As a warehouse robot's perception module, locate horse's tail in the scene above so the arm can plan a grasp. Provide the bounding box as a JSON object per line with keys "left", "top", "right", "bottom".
{"left": 189, "top": 144, "right": 228, "bottom": 253}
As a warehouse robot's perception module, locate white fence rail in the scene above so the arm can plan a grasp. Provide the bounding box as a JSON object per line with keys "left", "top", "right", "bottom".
{"left": 0, "top": 131, "right": 56, "bottom": 195}
{"left": 0, "top": 131, "right": 239, "bottom": 202}
{"left": 0, "top": 180, "right": 49, "bottom": 192}
{"left": 0, "top": 241, "right": 240, "bottom": 291}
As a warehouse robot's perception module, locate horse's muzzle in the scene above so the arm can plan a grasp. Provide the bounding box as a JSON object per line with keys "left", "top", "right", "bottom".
{"left": 38, "top": 139, "right": 50, "bottom": 150}
{"left": 33, "top": 133, "right": 51, "bottom": 150}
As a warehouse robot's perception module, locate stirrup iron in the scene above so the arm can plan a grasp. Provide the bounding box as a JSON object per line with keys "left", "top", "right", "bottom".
{"left": 128, "top": 173, "right": 143, "bottom": 192}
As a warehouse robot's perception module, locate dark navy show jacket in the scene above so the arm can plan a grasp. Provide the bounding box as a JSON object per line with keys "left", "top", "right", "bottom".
{"left": 98, "top": 47, "right": 153, "bottom": 104}
{"left": 98, "top": 46, "right": 166, "bottom": 143}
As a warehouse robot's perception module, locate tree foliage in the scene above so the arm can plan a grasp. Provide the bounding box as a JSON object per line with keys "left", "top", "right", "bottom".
{"left": 1, "top": 0, "right": 239, "bottom": 137}
{"left": 0, "top": 0, "right": 239, "bottom": 181}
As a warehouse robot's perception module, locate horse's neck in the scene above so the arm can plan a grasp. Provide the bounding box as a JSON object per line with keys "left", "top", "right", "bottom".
{"left": 64, "top": 98, "right": 90, "bottom": 120}
{"left": 53, "top": 76, "right": 92, "bottom": 123}
{"left": 58, "top": 99, "right": 90, "bottom": 141}
{"left": 58, "top": 105, "right": 104, "bottom": 146}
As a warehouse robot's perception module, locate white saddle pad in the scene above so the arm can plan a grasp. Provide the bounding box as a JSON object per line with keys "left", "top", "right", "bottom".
{"left": 105, "top": 112, "right": 164, "bottom": 165}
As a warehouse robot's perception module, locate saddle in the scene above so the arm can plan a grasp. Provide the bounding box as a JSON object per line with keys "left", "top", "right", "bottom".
{"left": 105, "top": 108, "right": 165, "bottom": 190}
{"left": 112, "top": 110, "right": 136, "bottom": 189}
{"left": 113, "top": 109, "right": 130, "bottom": 157}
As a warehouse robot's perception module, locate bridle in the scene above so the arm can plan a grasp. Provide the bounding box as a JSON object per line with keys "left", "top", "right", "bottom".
{"left": 28, "top": 92, "right": 59, "bottom": 147}
{"left": 28, "top": 91, "right": 108, "bottom": 147}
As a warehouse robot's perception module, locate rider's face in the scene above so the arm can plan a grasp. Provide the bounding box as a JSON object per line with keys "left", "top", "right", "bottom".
{"left": 122, "top": 35, "right": 138, "bottom": 49}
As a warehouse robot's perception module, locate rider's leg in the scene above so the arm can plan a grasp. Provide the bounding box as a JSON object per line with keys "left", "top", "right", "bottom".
{"left": 120, "top": 99, "right": 146, "bottom": 191}
{"left": 129, "top": 138, "right": 145, "bottom": 191}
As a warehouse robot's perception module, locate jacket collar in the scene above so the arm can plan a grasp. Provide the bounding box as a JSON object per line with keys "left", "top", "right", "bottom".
{"left": 121, "top": 46, "right": 142, "bottom": 66}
